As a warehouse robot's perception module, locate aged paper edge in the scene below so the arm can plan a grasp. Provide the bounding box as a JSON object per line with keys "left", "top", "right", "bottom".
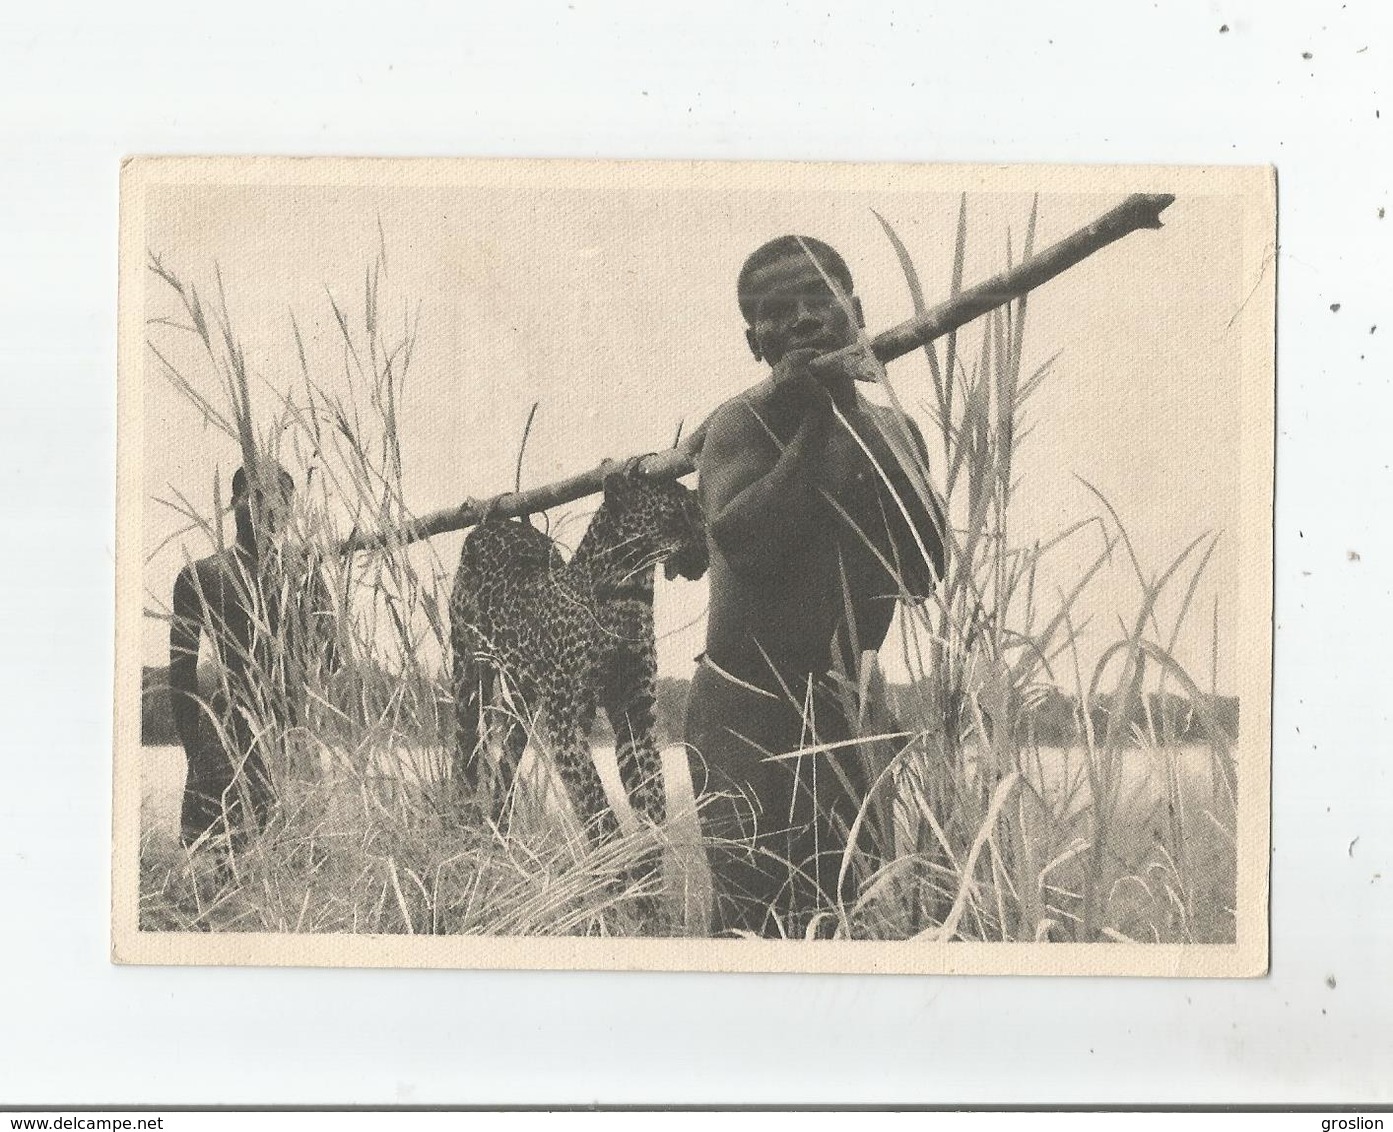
{"left": 111, "top": 156, "right": 1275, "bottom": 976}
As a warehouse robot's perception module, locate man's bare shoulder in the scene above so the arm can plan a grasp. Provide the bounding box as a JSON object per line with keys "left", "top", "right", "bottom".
{"left": 703, "top": 378, "right": 778, "bottom": 444}
{"left": 710, "top": 378, "right": 777, "bottom": 421}
{"left": 177, "top": 548, "right": 241, "bottom": 590}
{"left": 857, "top": 395, "right": 911, "bottom": 425}
{"left": 857, "top": 397, "right": 930, "bottom": 445}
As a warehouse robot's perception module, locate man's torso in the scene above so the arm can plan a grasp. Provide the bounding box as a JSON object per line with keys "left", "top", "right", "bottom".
{"left": 701, "top": 383, "right": 924, "bottom": 687}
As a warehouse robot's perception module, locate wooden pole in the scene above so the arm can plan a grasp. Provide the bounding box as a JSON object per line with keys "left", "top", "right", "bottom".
{"left": 340, "top": 192, "right": 1175, "bottom": 554}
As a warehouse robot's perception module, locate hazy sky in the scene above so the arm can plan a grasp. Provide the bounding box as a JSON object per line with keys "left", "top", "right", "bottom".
{"left": 138, "top": 164, "right": 1266, "bottom": 692}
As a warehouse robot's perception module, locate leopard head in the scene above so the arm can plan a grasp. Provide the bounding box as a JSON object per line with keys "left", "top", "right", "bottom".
{"left": 596, "top": 461, "right": 709, "bottom": 584}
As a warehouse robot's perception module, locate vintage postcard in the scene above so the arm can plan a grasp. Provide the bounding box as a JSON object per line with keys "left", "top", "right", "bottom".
{"left": 113, "top": 158, "right": 1274, "bottom": 975}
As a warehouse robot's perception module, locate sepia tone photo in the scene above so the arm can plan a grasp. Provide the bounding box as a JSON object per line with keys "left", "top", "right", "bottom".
{"left": 112, "top": 158, "right": 1274, "bottom": 974}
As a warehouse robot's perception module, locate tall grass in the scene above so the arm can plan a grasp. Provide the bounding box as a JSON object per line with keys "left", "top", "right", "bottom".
{"left": 142, "top": 244, "right": 699, "bottom": 936}
{"left": 140, "top": 202, "right": 1237, "bottom": 943}
{"left": 805, "top": 197, "right": 1238, "bottom": 943}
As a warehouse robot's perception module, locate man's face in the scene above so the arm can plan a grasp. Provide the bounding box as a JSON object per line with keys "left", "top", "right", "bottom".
{"left": 235, "top": 473, "right": 294, "bottom": 542}
{"left": 743, "top": 251, "right": 863, "bottom": 367}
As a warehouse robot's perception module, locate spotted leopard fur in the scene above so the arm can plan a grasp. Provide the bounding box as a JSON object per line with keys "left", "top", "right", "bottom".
{"left": 449, "top": 461, "right": 707, "bottom": 845}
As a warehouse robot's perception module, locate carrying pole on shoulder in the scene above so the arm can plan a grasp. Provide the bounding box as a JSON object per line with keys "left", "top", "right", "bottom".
{"left": 340, "top": 192, "right": 1175, "bottom": 554}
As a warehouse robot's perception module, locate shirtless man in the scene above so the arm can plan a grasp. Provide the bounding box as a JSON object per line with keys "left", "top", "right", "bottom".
{"left": 685, "top": 236, "right": 946, "bottom": 937}
{"left": 168, "top": 462, "right": 336, "bottom": 850}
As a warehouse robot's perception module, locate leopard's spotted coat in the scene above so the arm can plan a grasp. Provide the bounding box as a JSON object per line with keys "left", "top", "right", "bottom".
{"left": 449, "top": 463, "right": 708, "bottom": 843}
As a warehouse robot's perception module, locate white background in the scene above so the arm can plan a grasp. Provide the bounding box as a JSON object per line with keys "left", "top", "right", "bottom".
{"left": 1, "top": 0, "right": 1389, "bottom": 1106}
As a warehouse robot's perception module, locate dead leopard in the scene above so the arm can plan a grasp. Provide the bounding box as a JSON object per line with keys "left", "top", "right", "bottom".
{"left": 448, "top": 460, "right": 707, "bottom": 911}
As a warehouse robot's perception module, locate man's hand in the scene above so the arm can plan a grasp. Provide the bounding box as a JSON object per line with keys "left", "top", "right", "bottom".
{"left": 770, "top": 347, "right": 834, "bottom": 414}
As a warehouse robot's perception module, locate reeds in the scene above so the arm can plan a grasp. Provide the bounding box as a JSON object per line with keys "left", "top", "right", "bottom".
{"left": 143, "top": 243, "right": 705, "bottom": 936}
{"left": 141, "top": 202, "right": 1237, "bottom": 942}
{"left": 812, "top": 197, "right": 1238, "bottom": 942}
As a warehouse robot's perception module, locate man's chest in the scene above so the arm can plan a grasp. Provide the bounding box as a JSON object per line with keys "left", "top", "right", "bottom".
{"left": 816, "top": 421, "right": 895, "bottom": 504}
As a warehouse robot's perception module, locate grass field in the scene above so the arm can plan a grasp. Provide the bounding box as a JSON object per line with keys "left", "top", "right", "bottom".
{"left": 137, "top": 738, "right": 1233, "bottom": 941}
{"left": 139, "top": 201, "right": 1238, "bottom": 943}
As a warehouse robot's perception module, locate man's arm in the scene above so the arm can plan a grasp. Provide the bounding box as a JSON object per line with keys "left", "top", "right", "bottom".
{"left": 877, "top": 412, "right": 947, "bottom": 598}
{"left": 702, "top": 380, "right": 833, "bottom": 579}
{"left": 905, "top": 415, "right": 948, "bottom": 588}
{"left": 168, "top": 564, "right": 205, "bottom": 754}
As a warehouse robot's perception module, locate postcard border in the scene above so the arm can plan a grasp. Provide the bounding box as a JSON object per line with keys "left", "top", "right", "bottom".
{"left": 112, "top": 156, "right": 1275, "bottom": 976}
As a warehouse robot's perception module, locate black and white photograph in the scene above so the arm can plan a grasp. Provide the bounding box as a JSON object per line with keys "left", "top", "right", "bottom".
{"left": 112, "top": 158, "right": 1274, "bottom": 974}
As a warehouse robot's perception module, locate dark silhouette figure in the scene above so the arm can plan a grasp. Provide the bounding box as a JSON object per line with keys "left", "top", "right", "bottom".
{"left": 168, "top": 462, "right": 337, "bottom": 851}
